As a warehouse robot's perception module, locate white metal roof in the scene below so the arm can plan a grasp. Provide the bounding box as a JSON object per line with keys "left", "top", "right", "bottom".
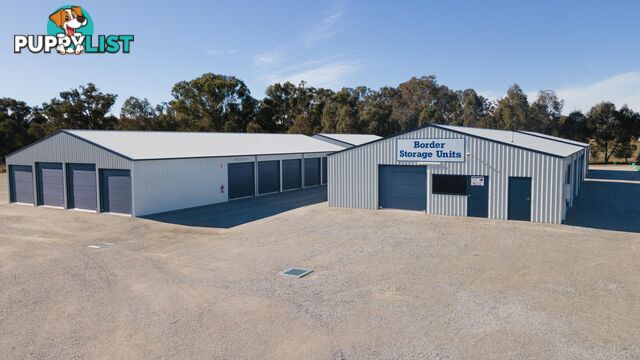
{"left": 314, "top": 133, "right": 381, "bottom": 146}
{"left": 519, "top": 131, "right": 590, "bottom": 147}
{"left": 435, "top": 125, "right": 585, "bottom": 157}
{"left": 64, "top": 130, "right": 344, "bottom": 160}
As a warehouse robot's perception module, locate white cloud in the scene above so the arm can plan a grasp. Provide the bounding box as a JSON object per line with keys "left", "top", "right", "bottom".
{"left": 206, "top": 49, "right": 238, "bottom": 56}
{"left": 302, "top": 6, "right": 344, "bottom": 48}
{"left": 254, "top": 49, "right": 284, "bottom": 67}
{"left": 481, "top": 72, "right": 640, "bottom": 114}
{"left": 556, "top": 72, "right": 640, "bottom": 113}
{"left": 265, "top": 60, "right": 360, "bottom": 89}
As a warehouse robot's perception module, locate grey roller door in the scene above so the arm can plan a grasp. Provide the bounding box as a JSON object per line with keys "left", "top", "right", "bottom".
{"left": 258, "top": 160, "right": 280, "bottom": 194}
{"left": 9, "top": 165, "right": 34, "bottom": 204}
{"left": 282, "top": 159, "right": 301, "bottom": 190}
{"left": 67, "top": 164, "right": 96, "bottom": 211}
{"left": 36, "top": 162, "right": 64, "bottom": 207}
{"left": 228, "top": 162, "right": 255, "bottom": 199}
{"left": 321, "top": 157, "right": 328, "bottom": 184}
{"left": 379, "top": 165, "right": 426, "bottom": 211}
{"left": 304, "top": 158, "right": 321, "bottom": 187}
{"left": 100, "top": 169, "right": 131, "bottom": 214}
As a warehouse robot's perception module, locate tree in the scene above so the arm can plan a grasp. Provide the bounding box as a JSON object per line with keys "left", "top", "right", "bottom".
{"left": 587, "top": 102, "right": 638, "bottom": 164}
{"left": 0, "top": 98, "right": 32, "bottom": 158}
{"left": 529, "top": 90, "right": 563, "bottom": 134}
{"left": 614, "top": 143, "right": 637, "bottom": 164}
{"left": 391, "top": 76, "right": 461, "bottom": 131}
{"left": 41, "top": 83, "right": 117, "bottom": 131}
{"left": 493, "top": 84, "right": 530, "bottom": 131}
{"left": 321, "top": 87, "right": 364, "bottom": 133}
{"left": 558, "top": 111, "right": 589, "bottom": 142}
{"left": 169, "top": 73, "right": 255, "bottom": 131}
{"left": 117, "top": 97, "right": 157, "bottom": 130}
{"left": 459, "top": 89, "right": 492, "bottom": 128}
{"left": 360, "top": 87, "right": 401, "bottom": 136}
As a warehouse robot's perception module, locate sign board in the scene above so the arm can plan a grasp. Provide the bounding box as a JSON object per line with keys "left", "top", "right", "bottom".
{"left": 470, "top": 176, "right": 484, "bottom": 186}
{"left": 397, "top": 138, "right": 465, "bottom": 162}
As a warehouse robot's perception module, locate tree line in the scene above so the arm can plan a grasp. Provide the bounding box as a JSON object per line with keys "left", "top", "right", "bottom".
{"left": 1, "top": 73, "right": 640, "bottom": 163}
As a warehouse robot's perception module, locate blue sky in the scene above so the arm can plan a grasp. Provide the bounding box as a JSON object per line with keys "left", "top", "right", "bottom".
{"left": 1, "top": 0, "right": 639, "bottom": 114}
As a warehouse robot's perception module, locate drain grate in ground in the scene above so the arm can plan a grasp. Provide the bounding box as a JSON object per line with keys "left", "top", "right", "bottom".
{"left": 87, "top": 242, "right": 113, "bottom": 249}
{"left": 281, "top": 268, "right": 313, "bottom": 278}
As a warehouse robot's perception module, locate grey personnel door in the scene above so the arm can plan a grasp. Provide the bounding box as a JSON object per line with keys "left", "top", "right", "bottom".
{"left": 378, "top": 165, "right": 426, "bottom": 211}
{"left": 508, "top": 177, "right": 531, "bottom": 221}
{"left": 258, "top": 160, "right": 280, "bottom": 194}
{"left": 282, "top": 159, "right": 302, "bottom": 191}
{"left": 67, "top": 163, "right": 97, "bottom": 211}
{"left": 100, "top": 169, "right": 131, "bottom": 214}
{"left": 36, "top": 162, "right": 64, "bottom": 207}
{"left": 467, "top": 175, "right": 489, "bottom": 218}
{"left": 304, "top": 158, "right": 321, "bottom": 187}
{"left": 228, "top": 162, "right": 255, "bottom": 199}
{"left": 9, "top": 165, "right": 34, "bottom": 204}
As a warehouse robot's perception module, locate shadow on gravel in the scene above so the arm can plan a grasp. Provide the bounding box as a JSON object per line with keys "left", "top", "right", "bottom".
{"left": 566, "top": 169, "right": 640, "bottom": 233}
{"left": 143, "top": 186, "right": 327, "bottom": 229}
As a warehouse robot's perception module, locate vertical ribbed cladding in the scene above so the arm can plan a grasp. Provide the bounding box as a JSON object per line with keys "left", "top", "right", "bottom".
{"left": 328, "top": 125, "right": 568, "bottom": 224}
{"left": 5, "top": 131, "right": 131, "bottom": 169}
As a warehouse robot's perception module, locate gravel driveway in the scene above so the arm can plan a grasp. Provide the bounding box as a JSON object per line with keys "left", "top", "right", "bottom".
{"left": 1, "top": 171, "right": 639, "bottom": 359}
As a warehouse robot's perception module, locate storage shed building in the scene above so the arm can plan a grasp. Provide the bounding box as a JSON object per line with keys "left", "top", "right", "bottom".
{"left": 327, "top": 124, "right": 590, "bottom": 224}
{"left": 6, "top": 130, "right": 343, "bottom": 217}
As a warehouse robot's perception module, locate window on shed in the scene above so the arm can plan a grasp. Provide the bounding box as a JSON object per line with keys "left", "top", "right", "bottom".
{"left": 432, "top": 175, "right": 467, "bottom": 195}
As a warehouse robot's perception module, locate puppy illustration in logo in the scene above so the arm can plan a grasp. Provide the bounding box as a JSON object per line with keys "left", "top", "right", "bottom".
{"left": 49, "top": 6, "right": 87, "bottom": 54}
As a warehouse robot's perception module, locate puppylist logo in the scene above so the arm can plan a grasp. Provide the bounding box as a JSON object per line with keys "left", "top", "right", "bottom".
{"left": 14, "top": 5, "right": 134, "bottom": 55}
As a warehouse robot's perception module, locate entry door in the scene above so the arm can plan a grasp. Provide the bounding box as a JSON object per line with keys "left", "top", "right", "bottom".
{"left": 36, "top": 162, "right": 64, "bottom": 207}
{"left": 228, "top": 162, "right": 255, "bottom": 199}
{"left": 100, "top": 169, "right": 132, "bottom": 214}
{"left": 467, "top": 175, "right": 488, "bottom": 218}
{"left": 508, "top": 177, "right": 531, "bottom": 221}
{"left": 378, "top": 165, "right": 426, "bottom": 211}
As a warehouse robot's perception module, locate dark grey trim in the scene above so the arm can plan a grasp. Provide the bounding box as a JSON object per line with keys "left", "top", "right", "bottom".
{"left": 328, "top": 124, "right": 571, "bottom": 159}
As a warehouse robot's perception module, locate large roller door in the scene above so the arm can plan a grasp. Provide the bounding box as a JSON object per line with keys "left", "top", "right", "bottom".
{"left": 67, "top": 164, "right": 97, "bottom": 211}
{"left": 282, "top": 159, "right": 302, "bottom": 191}
{"left": 258, "top": 160, "right": 280, "bottom": 194}
{"left": 378, "top": 165, "right": 426, "bottom": 211}
{"left": 36, "top": 162, "right": 64, "bottom": 207}
{"left": 228, "top": 162, "right": 255, "bottom": 199}
{"left": 304, "top": 158, "right": 321, "bottom": 187}
{"left": 321, "top": 157, "right": 328, "bottom": 184}
{"left": 100, "top": 169, "right": 131, "bottom": 214}
{"left": 9, "top": 165, "right": 34, "bottom": 204}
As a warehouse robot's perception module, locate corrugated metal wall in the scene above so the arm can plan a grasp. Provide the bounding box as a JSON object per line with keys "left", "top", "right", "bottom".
{"left": 328, "top": 126, "right": 569, "bottom": 224}
{"left": 6, "top": 132, "right": 131, "bottom": 169}
{"left": 6, "top": 132, "right": 132, "bottom": 210}
{"left": 133, "top": 152, "right": 332, "bottom": 216}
